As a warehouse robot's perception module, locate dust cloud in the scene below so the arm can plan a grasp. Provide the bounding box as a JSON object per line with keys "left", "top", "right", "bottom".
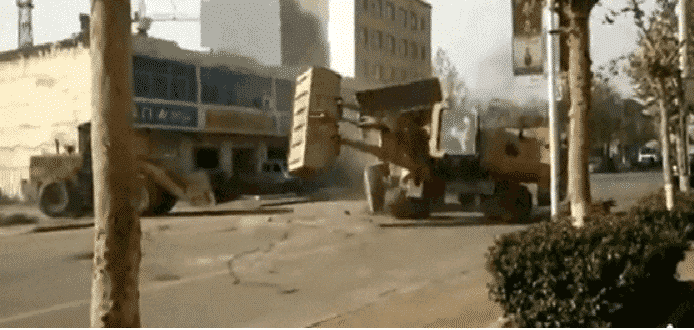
{"left": 280, "top": 0, "right": 329, "bottom": 67}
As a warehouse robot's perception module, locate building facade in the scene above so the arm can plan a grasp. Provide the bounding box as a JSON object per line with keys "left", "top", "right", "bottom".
{"left": 0, "top": 18, "right": 303, "bottom": 199}
{"left": 329, "top": 0, "right": 432, "bottom": 85}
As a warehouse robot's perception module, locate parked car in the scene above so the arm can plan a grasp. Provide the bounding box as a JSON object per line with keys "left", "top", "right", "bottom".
{"left": 236, "top": 159, "right": 317, "bottom": 196}
{"left": 637, "top": 147, "right": 660, "bottom": 165}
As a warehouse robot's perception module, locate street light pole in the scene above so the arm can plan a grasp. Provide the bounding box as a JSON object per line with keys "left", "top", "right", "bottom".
{"left": 547, "top": 0, "right": 561, "bottom": 218}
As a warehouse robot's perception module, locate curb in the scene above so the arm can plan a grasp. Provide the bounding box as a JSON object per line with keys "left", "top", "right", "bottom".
{"left": 0, "top": 224, "right": 38, "bottom": 237}
{"left": 32, "top": 222, "right": 94, "bottom": 233}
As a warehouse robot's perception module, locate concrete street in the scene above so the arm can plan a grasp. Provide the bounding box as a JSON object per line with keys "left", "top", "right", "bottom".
{"left": 0, "top": 170, "right": 686, "bottom": 327}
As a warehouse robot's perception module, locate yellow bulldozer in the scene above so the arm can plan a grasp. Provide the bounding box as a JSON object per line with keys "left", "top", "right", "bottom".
{"left": 287, "top": 67, "right": 567, "bottom": 221}
{"left": 30, "top": 122, "right": 215, "bottom": 218}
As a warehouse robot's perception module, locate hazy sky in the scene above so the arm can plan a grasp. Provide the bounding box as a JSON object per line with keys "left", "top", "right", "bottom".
{"left": 0, "top": 0, "right": 655, "bottom": 99}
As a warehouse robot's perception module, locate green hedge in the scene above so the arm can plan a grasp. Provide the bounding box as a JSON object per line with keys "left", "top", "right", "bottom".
{"left": 486, "top": 211, "right": 694, "bottom": 327}
{"left": 630, "top": 187, "right": 694, "bottom": 214}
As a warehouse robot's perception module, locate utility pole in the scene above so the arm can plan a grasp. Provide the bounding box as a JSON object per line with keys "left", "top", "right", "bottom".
{"left": 89, "top": 0, "right": 142, "bottom": 327}
{"left": 547, "top": 0, "right": 561, "bottom": 218}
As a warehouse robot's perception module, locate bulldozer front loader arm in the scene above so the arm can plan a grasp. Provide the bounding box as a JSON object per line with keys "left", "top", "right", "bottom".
{"left": 138, "top": 161, "right": 215, "bottom": 207}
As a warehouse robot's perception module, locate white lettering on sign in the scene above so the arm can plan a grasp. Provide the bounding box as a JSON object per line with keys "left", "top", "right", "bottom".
{"left": 138, "top": 104, "right": 195, "bottom": 127}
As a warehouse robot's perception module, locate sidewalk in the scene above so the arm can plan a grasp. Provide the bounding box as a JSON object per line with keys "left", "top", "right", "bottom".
{"left": 309, "top": 267, "right": 504, "bottom": 328}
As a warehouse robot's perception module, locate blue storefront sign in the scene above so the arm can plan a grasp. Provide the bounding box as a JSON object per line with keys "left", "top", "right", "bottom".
{"left": 135, "top": 102, "right": 198, "bottom": 128}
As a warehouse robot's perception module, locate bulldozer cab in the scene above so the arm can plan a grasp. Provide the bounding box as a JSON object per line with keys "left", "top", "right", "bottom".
{"left": 429, "top": 103, "right": 479, "bottom": 157}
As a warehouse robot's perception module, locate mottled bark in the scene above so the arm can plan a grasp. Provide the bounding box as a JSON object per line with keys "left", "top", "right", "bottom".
{"left": 89, "top": 0, "right": 142, "bottom": 327}
{"left": 660, "top": 94, "right": 675, "bottom": 210}
{"left": 677, "top": 75, "right": 690, "bottom": 194}
{"left": 564, "top": 5, "right": 593, "bottom": 227}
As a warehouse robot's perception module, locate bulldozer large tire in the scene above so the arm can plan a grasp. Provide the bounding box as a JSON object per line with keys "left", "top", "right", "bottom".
{"left": 423, "top": 177, "right": 446, "bottom": 211}
{"left": 482, "top": 182, "right": 532, "bottom": 223}
{"left": 151, "top": 190, "right": 177, "bottom": 215}
{"left": 384, "top": 187, "right": 431, "bottom": 220}
{"left": 39, "top": 181, "right": 80, "bottom": 218}
{"left": 364, "top": 164, "right": 387, "bottom": 214}
{"left": 138, "top": 179, "right": 177, "bottom": 216}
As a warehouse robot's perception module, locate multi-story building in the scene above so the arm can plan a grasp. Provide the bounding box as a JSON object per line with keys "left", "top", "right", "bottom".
{"left": 329, "top": 0, "right": 432, "bottom": 86}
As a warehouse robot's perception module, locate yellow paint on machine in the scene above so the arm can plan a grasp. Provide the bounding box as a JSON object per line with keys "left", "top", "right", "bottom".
{"left": 205, "top": 110, "right": 276, "bottom": 135}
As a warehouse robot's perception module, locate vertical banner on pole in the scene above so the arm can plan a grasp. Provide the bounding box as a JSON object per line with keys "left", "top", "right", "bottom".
{"left": 513, "top": 0, "right": 545, "bottom": 76}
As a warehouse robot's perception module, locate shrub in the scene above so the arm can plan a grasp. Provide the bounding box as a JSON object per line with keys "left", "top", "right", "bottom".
{"left": 630, "top": 187, "right": 694, "bottom": 214}
{"left": 486, "top": 211, "right": 693, "bottom": 327}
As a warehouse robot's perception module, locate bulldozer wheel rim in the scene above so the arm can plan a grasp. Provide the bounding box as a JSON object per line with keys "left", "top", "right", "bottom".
{"left": 39, "top": 181, "right": 70, "bottom": 216}
{"left": 135, "top": 183, "right": 150, "bottom": 215}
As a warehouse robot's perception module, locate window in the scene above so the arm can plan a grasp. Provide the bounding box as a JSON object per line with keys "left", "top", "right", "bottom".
{"left": 421, "top": 46, "right": 426, "bottom": 61}
{"left": 371, "top": 30, "right": 381, "bottom": 50}
{"left": 171, "top": 77, "right": 188, "bottom": 100}
{"left": 388, "top": 35, "right": 396, "bottom": 54}
{"left": 389, "top": 67, "right": 396, "bottom": 81}
{"left": 399, "top": 8, "right": 407, "bottom": 28}
{"left": 376, "top": 64, "right": 383, "bottom": 80}
{"left": 362, "top": 59, "right": 370, "bottom": 78}
{"left": 377, "top": 30, "right": 383, "bottom": 50}
{"left": 401, "top": 69, "right": 408, "bottom": 81}
{"left": 134, "top": 72, "right": 150, "bottom": 97}
{"left": 411, "top": 12, "right": 418, "bottom": 30}
{"left": 411, "top": 41, "right": 417, "bottom": 59}
{"left": 363, "top": 0, "right": 369, "bottom": 12}
{"left": 201, "top": 84, "right": 219, "bottom": 104}
{"left": 200, "top": 67, "right": 270, "bottom": 108}
{"left": 420, "top": 17, "right": 426, "bottom": 31}
{"left": 401, "top": 39, "right": 408, "bottom": 57}
{"left": 361, "top": 27, "right": 369, "bottom": 48}
{"left": 133, "top": 56, "right": 195, "bottom": 102}
{"left": 386, "top": 2, "right": 395, "bottom": 20}
{"left": 195, "top": 147, "right": 220, "bottom": 170}
{"left": 276, "top": 79, "right": 294, "bottom": 113}
{"left": 374, "top": 0, "right": 382, "bottom": 17}
{"left": 151, "top": 74, "right": 169, "bottom": 99}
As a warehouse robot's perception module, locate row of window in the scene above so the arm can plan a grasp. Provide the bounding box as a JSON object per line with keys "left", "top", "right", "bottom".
{"left": 132, "top": 56, "right": 294, "bottom": 112}
{"left": 361, "top": 60, "right": 426, "bottom": 83}
{"left": 359, "top": 27, "right": 427, "bottom": 61}
{"left": 133, "top": 56, "right": 197, "bottom": 102}
{"left": 361, "top": 0, "right": 428, "bottom": 32}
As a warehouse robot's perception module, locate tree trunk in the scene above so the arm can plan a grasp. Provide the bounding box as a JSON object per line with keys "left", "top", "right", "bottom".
{"left": 678, "top": 74, "right": 691, "bottom": 194}
{"left": 660, "top": 95, "right": 675, "bottom": 211}
{"left": 564, "top": 5, "right": 593, "bottom": 227}
{"left": 676, "top": 123, "right": 690, "bottom": 193}
{"left": 89, "top": 0, "right": 142, "bottom": 327}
